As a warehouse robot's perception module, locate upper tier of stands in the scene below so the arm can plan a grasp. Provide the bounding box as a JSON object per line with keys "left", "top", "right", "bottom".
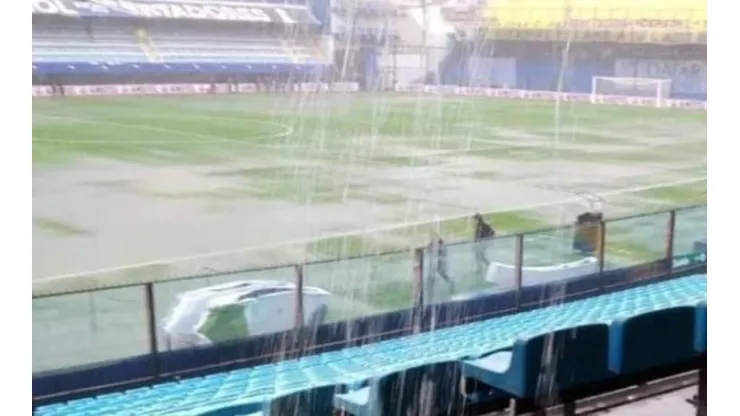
{"left": 481, "top": 0, "right": 706, "bottom": 31}
{"left": 32, "top": 20, "right": 324, "bottom": 65}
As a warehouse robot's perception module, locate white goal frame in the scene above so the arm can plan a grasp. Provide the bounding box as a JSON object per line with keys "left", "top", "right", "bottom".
{"left": 591, "top": 76, "right": 672, "bottom": 107}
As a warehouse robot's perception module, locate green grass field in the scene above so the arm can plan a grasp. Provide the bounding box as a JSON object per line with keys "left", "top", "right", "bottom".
{"left": 32, "top": 93, "right": 707, "bottom": 372}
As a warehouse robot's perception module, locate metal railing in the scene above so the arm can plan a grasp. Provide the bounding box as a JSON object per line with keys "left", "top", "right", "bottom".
{"left": 32, "top": 204, "right": 706, "bottom": 374}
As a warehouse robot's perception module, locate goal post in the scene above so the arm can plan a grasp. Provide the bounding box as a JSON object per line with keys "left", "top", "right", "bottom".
{"left": 591, "top": 77, "right": 672, "bottom": 106}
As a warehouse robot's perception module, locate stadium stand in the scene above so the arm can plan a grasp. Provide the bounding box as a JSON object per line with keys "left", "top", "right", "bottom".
{"left": 35, "top": 274, "right": 705, "bottom": 415}
{"left": 461, "top": 324, "right": 611, "bottom": 398}
{"left": 32, "top": 18, "right": 323, "bottom": 65}
{"left": 32, "top": 19, "right": 149, "bottom": 63}
{"left": 481, "top": 0, "right": 706, "bottom": 32}
{"left": 33, "top": 0, "right": 706, "bottom": 413}
{"left": 333, "top": 360, "right": 466, "bottom": 415}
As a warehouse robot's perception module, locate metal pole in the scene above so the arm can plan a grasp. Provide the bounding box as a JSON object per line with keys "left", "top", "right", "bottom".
{"left": 144, "top": 283, "right": 160, "bottom": 379}
{"left": 412, "top": 247, "right": 424, "bottom": 334}
{"left": 293, "top": 264, "right": 306, "bottom": 359}
{"left": 696, "top": 357, "right": 707, "bottom": 416}
{"left": 598, "top": 220, "right": 607, "bottom": 274}
{"left": 421, "top": 0, "right": 429, "bottom": 78}
{"left": 89, "top": 292, "right": 98, "bottom": 332}
{"left": 295, "top": 264, "right": 305, "bottom": 328}
{"left": 665, "top": 210, "right": 677, "bottom": 272}
{"left": 514, "top": 234, "right": 524, "bottom": 310}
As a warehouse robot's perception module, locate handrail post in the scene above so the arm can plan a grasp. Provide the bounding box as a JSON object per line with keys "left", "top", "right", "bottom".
{"left": 295, "top": 264, "right": 304, "bottom": 329}
{"left": 144, "top": 283, "right": 160, "bottom": 379}
{"left": 597, "top": 219, "right": 607, "bottom": 279}
{"left": 666, "top": 210, "right": 677, "bottom": 273}
{"left": 293, "top": 264, "right": 305, "bottom": 359}
{"left": 412, "top": 247, "right": 424, "bottom": 335}
{"left": 514, "top": 234, "right": 524, "bottom": 311}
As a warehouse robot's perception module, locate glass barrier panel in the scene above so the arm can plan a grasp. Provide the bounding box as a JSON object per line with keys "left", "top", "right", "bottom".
{"left": 32, "top": 244, "right": 319, "bottom": 297}
{"left": 33, "top": 286, "right": 149, "bottom": 373}
{"left": 604, "top": 211, "right": 670, "bottom": 271}
{"left": 153, "top": 265, "right": 298, "bottom": 352}
{"left": 673, "top": 206, "right": 707, "bottom": 258}
{"left": 522, "top": 225, "right": 598, "bottom": 287}
{"left": 423, "top": 234, "right": 519, "bottom": 305}
{"left": 303, "top": 250, "right": 414, "bottom": 325}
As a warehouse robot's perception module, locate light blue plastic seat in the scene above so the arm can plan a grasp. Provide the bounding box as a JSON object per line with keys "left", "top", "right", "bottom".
{"left": 609, "top": 305, "right": 697, "bottom": 374}
{"left": 333, "top": 385, "right": 372, "bottom": 416}
{"left": 462, "top": 323, "right": 611, "bottom": 398}
{"left": 334, "top": 361, "right": 465, "bottom": 416}
{"left": 35, "top": 275, "right": 706, "bottom": 416}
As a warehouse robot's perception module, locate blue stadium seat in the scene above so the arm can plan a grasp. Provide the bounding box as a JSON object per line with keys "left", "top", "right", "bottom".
{"left": 694, "top": 301, "right": 707, "bottom": 353}
{"left": 608, "top": 305, "right": 697, "bottom": 374}
{"left": 334, "top": 361, "right": 464, "bottom": 416}
{"left": 461, "top": 323, "right": 611, "bottom": 398}
{"left": 35, "top": 275, "right": 707, "bottom": 416}
{"left": 253, "top": 385, "right": 337, "bottom": 416}
{"left": 333, "top": 383, "right": 372, "bottom": 416}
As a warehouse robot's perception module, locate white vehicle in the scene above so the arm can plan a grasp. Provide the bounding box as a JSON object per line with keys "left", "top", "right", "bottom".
{"left": 161, "top": 280, "right": 331, "bottom": 350}
{"left": 485, "top": 257, "right": 599, "bottom": 288}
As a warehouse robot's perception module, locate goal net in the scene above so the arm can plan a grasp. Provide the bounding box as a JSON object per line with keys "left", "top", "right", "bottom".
{"left": 591, "top": 77, "right": 672, "bottom": 104}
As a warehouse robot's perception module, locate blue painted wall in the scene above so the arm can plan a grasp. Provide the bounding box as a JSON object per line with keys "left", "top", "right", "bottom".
{"left": 456, "top": 41, "right": 706, "bottom": 101}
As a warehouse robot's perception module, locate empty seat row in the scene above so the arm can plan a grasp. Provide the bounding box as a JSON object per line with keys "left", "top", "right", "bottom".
{"left": 334, "top": 303, "right": 708, "bottom": 416}
{"left": 217, "top": 303, "right": 707, "bottom": 416}
{"left": 33, "top": 51, "right": 146, "bottom": 57}
{"left": 462, "top": 301, "right": 706, "bottom": 398}
{"left": 32, "top": 56, "right": 140, "bottom": 63}
{"left": 33, "top": 47, "right": 143, "bottom": 54}
{"left": 154, "top": 43, "right": 287, "bottom": 49}
{"left": 35, "top": 275, "right": 706, "bottom": 416}
{"left": 156, "top": 57, "right": 296, "bottom": 64}
{"left": 33, "top": 41, "right": 140, "bottom": 48}
{"left": 32, "top": 22, "right": 324, "bottom": 65}
{"left": 156, "top": 48, "right": 292, "bottom": 55}
{"left": 147, "top": 33, "right": 283, "bottom": 42}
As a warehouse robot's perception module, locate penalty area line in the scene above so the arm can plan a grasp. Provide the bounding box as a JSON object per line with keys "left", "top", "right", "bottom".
{"left": 32, "top": 113, "right": 295, "bottom": 148}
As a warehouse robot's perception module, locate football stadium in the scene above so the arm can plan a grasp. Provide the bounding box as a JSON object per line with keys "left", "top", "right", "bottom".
{"left": 32, "top": 0, "right": 707, "bottom": 414}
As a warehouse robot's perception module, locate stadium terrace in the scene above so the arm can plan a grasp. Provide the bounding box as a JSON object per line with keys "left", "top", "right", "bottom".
{"left": 33, "top": 0, "right": 706, "bottom": 414}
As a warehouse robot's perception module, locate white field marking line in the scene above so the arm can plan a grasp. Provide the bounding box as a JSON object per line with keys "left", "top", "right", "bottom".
{"left": 34, "top": 112, "right": 504, "bottom": 160}
{"left": 32, "top": 113, "right": 295, "bottom": 147}
{"left": 466, "top": 135, "right": 707, "bottom": 151}
{"left": 346, "top": 145, "right": 505, "bottom": 160}
{"left": 35, "top": 176, "right": 706, "bottom": 283}
{"left": 45, "top": 108, "right": 298, "bottom": 132}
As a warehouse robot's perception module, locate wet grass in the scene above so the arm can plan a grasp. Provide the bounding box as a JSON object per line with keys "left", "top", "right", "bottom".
{"left": 33, "top": 217, "right": 91, "bottom": 236}
{"left": 633, "top": 182, "right": 707, "bottom": 205}
{"left": 32, "top": 95, "right": 706, "bottom": 291}
{"left": 33, "top": 94, "right": 705, "bottom": 168}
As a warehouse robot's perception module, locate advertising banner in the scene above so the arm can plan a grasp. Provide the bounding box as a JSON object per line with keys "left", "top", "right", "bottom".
{"left": 32, "top": 82, "right": 360, "bottom": 97}
{"left": 32, "top": 0, "right": 318, "bottom": 24}
{"left": 393, "top": 84, "right": 707, "bottom": 110}
{"left": 33, "top": 81, "right": 704, "bottom": 112}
